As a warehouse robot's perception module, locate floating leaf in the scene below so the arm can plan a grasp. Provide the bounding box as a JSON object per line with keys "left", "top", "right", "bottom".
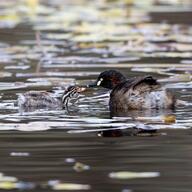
{"left": 135, "top": 115, "right": 176, "bottom": 124}
{"left": 109, "top": 171, "right": 160, "bottom": 179}
{"left": 10, "top": 152, "right": 30, "bottom": 157}
{"left": 163, "top": 115, "right": 176, "bottom": 124}
{"left": 52, "top": 183, "right": 91, "bottom": 190}
{"left": 0, "top": 182, "right": 17, "bottom": 190}
{"left": 65, "top": 158, "right": 76, "bottom": 163}
{"left": 0, "top": 174, "right": 17, "bottom": 182}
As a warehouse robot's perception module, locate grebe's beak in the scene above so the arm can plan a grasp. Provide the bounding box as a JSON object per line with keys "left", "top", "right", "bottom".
{"left": 87, "top": 82, "right": 97, "bottom": 88}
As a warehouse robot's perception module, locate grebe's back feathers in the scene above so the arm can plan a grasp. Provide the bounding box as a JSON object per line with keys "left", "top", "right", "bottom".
{"left": 111, "top": 76, "right": 160, "bottom": 96}
{"left": 18, "top": 91, "right": 60, "bottom": 108}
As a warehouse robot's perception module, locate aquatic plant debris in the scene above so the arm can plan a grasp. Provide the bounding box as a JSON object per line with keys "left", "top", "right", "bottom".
{"left": 73, "top": 162, "right": 90, "bottom": 172}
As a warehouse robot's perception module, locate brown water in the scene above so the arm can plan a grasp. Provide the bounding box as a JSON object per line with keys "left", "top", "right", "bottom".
{"left": 0, "top": 0, "right": 191, "bottom": 191}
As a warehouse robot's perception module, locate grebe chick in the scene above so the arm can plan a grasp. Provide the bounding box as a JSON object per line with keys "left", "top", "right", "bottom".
{"left": 18, "top": 86, "right": 86, "bottom": 109}
{"left": 89, "top": 70, "right": 177, "bottom": 112}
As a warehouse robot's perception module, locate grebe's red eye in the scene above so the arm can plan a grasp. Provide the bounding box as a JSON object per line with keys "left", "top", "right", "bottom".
{"left": 111, "top": 76, "right": 121, "bottom": 84}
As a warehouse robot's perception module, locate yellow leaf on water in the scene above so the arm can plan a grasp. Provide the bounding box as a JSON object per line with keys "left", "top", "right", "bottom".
{"left": 109, "top": 171, "right": 160, "bottom": 179}
{"left": 52, "top": 183, "right": 91, "bottom": 190}
{"left": 163, "top": 115, "right": 176, "bottom": 124}
{"left": 0, "top": 182, "right": 17, "bottom": 190}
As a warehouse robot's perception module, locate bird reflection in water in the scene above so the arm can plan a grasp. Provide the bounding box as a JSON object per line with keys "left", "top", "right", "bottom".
{"left": 98, "top": 109, "right": 174, "bottom": 137}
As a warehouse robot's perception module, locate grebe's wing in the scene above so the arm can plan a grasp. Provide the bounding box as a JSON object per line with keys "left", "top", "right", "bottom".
{"left": 111, "top": 76, "right": 160, "bottom": 96}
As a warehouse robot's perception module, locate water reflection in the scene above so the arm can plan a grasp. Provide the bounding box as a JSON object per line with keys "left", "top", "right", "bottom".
{"left": 98, "top": 127, "right": 158, "bottom": 137}
{"left": 98, "top": 129, "right": 123, "bottom": 137}
{"left": 110, "top": 108, "right": 175, "bottom": 118}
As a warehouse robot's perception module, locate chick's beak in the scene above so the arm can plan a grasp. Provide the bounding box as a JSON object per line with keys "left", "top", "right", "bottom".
{"left": 77, "top": 87, "right": 86, "bottom": 93}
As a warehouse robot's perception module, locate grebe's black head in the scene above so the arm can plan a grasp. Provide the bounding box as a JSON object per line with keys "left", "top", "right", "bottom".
{"left": 89, "top": 70, "right": 126, "bottom": 89}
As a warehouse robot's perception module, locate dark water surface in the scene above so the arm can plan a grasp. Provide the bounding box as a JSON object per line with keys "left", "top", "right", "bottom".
{"left": 0, "top": 0, "right": 191, "bottom": 191}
